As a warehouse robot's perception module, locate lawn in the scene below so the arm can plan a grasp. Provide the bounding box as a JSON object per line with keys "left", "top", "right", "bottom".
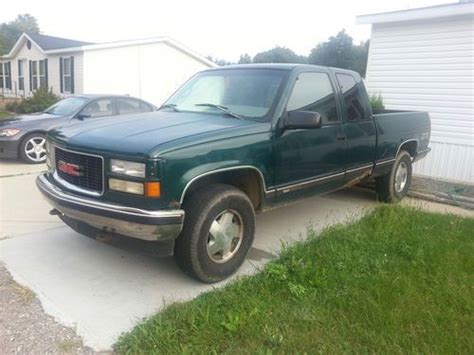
{"left": 115, "top": 205, "right": 474, "bottom": 354}
{"left": 0, "top": 109, "right": 13, "bottom": 119}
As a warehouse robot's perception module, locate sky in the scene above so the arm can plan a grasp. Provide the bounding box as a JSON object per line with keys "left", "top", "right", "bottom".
{"left": 2, "top": 0, "right": 450, "bottom": 62}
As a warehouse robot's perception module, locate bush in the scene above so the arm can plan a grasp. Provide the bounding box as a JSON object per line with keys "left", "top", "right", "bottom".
{"left": 5, "top": 87, "right": 60, "bottom": 114}
{"left": 369, "top": 93, "right": 385, "bottom": 114}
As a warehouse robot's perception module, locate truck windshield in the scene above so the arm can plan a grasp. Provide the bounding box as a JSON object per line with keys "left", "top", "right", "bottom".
{"left": 45, "top": 97, "right": 88, "bottom": 116}
{"left": 163, "top": 69, "right": 286, "bottom": 119}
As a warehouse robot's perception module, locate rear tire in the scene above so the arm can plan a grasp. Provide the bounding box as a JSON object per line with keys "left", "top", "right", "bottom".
{"left": 375, "top": 150, "right": 412, "bottom": 203}
{"left": 19, "top": 133, "right": 47, "bottom": 164}
{"left": 174, "top": 184, "right": 256, "bottom": 283}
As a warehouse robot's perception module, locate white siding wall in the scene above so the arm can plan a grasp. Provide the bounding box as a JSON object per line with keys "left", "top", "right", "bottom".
{"left": 366, "top": 15, "right": 474, "bottom": 184}
{"left": 0, "top": 39, "right": 84, "bottom": 97}
{"left": 82, "top": 41, "right": 212, "bottom": 106}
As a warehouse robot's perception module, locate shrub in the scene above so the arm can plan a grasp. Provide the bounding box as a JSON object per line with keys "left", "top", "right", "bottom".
{"left": 5, "top": 87, "right": 60, "bottom": 114}
{"left": 369, "top": 93, "right": 385, "bottom": 114}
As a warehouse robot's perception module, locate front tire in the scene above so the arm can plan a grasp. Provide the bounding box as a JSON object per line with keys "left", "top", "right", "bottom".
{"left": 19, "top": 133, "right": 47, "bottom": 164}
{"left": 174, "top": 184, "right": 256, "bottom": 283}
{"left": 375, "top": 150, "right": 412, "bottom": 203}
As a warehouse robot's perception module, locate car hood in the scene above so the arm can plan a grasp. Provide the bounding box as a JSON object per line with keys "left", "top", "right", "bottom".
{"left": 48, "top": 111, "right": 264, "bottom": 158}
{"left": 0, "top": 112, "right": 62, "bottom": 128}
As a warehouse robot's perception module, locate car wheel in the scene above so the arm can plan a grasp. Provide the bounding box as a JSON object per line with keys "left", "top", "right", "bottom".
{"left": 174, "top": 184, "right": 256, "bottom": 283}
{"left": 375, "top": 150, "right": 412, "bottom": 203}
{"left": 19, "top": 133, "right": 47, "bottom": 164}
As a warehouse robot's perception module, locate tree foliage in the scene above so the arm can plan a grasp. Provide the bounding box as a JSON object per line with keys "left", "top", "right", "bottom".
{"left": 233, "top": 30, "right": 370, "bottom": 77}
{"left": 0, "top": 14, "right": 40, "bottom": 55}
{"left": 253, "top": 46, "right": 306, "bottom": 64}
{"left": 308, "top": 30, "right": 369, "bottom": 76}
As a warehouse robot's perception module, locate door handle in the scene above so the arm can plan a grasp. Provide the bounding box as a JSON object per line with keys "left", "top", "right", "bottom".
{"left": 336, "top": 133, "right": 346, "bottom": 141}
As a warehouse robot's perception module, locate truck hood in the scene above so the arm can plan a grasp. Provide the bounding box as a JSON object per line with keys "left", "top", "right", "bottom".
{"left": 48, "top": 111, "right": 264, "bottom": 158}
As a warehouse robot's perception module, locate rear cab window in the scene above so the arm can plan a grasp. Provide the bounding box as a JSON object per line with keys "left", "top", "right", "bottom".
{"left": 335, "top": 73, "right": 371, "bottom": 121}
{"left": 286, "top": 72, "right": 339, "bottom": 124}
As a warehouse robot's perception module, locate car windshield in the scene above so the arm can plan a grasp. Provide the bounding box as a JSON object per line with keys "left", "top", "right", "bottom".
{"left": 45, "top": 97, "right": 88, "bottom": 115}
{"left": 163, "top": 69, "right": 286, "bottom": 119}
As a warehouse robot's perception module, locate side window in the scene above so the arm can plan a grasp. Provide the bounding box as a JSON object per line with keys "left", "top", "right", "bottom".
{"left": 117, "top": 99, "right": 141, "bottom": 114}
{"left": 80, "top": 99, "right": 114, "bottom": 118}
{"left": 286, "top": 72, "right": 338, "bottom": 123}
{"left": 336, "top": 73, "right": 369, "bottom": 121}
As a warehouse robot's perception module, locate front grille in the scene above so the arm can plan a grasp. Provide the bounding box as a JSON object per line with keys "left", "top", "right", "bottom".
{"left": 55, "top": 147, "right": 103, "bottom": 193}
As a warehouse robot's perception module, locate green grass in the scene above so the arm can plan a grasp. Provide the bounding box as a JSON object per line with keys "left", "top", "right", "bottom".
{"left": 0, "top": 109, "right": 13, "bottom": 119}
{"left": 115, "top": 206, "right": 474, "bottom": 354}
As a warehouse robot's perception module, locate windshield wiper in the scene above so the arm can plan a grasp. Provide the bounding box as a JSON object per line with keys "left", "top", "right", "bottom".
{"left": 195, "top": 103, "right": 243, "bottom": 120}
{"left": 158, "top": 103, "right": 180, "bottom": 112}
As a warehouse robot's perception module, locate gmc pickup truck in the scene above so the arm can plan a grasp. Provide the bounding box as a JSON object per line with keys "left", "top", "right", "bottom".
{"left": 36, "top": 64, "right": 431, "bottom": 282}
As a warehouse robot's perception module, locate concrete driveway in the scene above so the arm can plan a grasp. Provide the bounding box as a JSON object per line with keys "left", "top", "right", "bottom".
{"left": 1, "top": 159, "right": 469, "bottom": 351}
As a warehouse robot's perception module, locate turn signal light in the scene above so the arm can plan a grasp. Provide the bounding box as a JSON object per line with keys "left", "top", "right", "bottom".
{"left": 145, "top": 182, "right": 161, "bottom": 198}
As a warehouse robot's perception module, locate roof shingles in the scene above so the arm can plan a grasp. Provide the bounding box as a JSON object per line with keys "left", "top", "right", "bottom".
{"left": 27, "top": 33, "right": 93, "bottom": 50}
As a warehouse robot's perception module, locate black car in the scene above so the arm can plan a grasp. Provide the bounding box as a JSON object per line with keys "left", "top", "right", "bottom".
{"left": 0, "top": 95, "right": 156, "bottom": 163}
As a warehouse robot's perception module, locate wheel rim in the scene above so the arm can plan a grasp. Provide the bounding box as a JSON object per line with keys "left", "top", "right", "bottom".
{"left": 207, "top": 209, "right": 244, "bottom": 263}
{"left": 24, "top": 137, "right": 46, "bottom": 162}
{"left": 394, "top": 161, "right": 408, "bottom": 193}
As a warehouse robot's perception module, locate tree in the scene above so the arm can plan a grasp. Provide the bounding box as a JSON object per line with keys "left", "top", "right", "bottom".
{"left": 253, "top": 46, "right": 306, "bottom": 64}
{"left": 238, "top": 53, "right": 252, "bottom": 64}
{"left": 206, "top": 55, "right": 234, "bottom": 66}
{"left": 0, "top": 14, "right": 40, "bottom": 55}
{"left": 308, "top": 30, "right": 369, "bottom": 77}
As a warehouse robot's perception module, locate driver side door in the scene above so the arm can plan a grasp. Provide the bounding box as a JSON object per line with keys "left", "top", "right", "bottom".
{"left": 273, "top": 71, "right": 346, "bottom": 195}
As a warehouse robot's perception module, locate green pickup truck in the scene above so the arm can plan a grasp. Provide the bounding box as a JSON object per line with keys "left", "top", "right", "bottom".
{"left": 37, "top": 64, "right": 430, "bottom": 282}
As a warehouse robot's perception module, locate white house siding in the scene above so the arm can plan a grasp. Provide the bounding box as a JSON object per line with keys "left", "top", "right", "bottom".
{"left": 1, "top": 39, "right": 83, "bottom": 97}
{"left": 82, "top": 41, "right": 212, "bottom": 106}
{"left": 365, "top": 15, "right": 474, "bottom": 184}
{"left": 47, "top": 52, "right": 84, "bottom": 96}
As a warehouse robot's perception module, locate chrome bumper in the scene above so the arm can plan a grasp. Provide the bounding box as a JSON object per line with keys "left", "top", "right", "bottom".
{"left": 36, "top": 174, "right": 184, "bottom": 241}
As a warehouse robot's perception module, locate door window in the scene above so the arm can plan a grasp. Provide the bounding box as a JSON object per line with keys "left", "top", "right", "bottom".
{"left": 117, "top": 98, "right": 153, "bottom": 114}
{"left": 286, "top": 72, "right": 338, "bottom": 124}
{"left": 336, "top": 74, "right": 369, "bottom": 121}
{"left": 80, "top": 99, "right": 114, "bottom": 118}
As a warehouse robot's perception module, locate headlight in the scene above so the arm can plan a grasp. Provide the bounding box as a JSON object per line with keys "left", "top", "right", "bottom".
{"left": 109, "top": 178, "right": 144, "bottom": 195}
{"left": 110, "top": 159, "right": 146, "bottom": 178}
{"left": 0, "top": 128, "right": 20, "bottom": 137}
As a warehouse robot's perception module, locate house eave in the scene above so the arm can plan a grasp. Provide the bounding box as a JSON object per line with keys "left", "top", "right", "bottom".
{"left": 356, "top": 2, "right": 474, "bottom": 25}
{"left": 2, "top": 36, "right": 216, "bottom": 68}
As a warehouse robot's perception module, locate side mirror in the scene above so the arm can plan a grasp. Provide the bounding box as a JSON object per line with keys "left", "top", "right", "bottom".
{"left": 284, "top": 111, "right": 322, "bottom": 130}
{"left": 75, "top": 112, "right": 91, "bottom": 120}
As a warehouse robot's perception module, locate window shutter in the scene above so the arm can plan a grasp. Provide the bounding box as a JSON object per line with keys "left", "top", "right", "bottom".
{"left": 70, "top": 56, "right": 75, "bottom": 94}
{"left": 59, "top": 57, "right": 63, "bottom": 93}
{"left": 44, "top": 59, "right": 48, "bottom": 90}
{"left": 29, "top": 60, "right": 32, "bottom": 91}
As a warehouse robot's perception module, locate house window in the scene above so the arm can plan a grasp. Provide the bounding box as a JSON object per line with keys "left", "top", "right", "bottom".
{"left": 60, "top": 56, "right": 74, "bottom": 94}
{"left": 30, "top": 59, "right": 48, "bottom": 90}
{"left": 0, "top": 62, "right": 12, "bottom": 90}
{"left": 61, "top": 57, "right": 73, "bottom": 93}
{"left": 18, "top": 60, "right": 25, "bottom": 91}
{"left": 39, "top": 60, "right": 47, "bottom": 88}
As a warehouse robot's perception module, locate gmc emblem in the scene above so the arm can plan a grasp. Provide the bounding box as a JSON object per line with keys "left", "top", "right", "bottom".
{"left": 58, "top": 160, "right": 83, "bottom": 177}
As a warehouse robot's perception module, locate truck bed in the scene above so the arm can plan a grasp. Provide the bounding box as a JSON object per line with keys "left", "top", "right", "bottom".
{"left": 373, "top": 109, "right": 431, "bottom": 163}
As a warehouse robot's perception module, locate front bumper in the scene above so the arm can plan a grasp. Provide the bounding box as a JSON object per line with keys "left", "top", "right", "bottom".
{"left": 36, "top": 173, "right": 185, "bottom": 241}
{"left": 0, "top": 138, "right": 20, "bottom": 159}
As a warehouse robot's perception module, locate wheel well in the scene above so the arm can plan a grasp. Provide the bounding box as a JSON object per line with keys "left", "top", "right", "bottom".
{"left": 182, "top": 168, "right": 265, "bottom": 212}
{"left": 399, "top": 140, "right": 418, "bottom": 158}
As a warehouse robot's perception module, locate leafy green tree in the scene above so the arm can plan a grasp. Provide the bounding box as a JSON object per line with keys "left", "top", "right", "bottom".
{"left": 253, "top": 46, "right": 306, "bottom": 64}
{"left": 0, "top": 14, "right": 40, "bottom": 55}
{"left": 308, "top": 30, "right": 369, "bottom": 76}
{"left": 238, "top": 53, "right": 252, "bottom": 64}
